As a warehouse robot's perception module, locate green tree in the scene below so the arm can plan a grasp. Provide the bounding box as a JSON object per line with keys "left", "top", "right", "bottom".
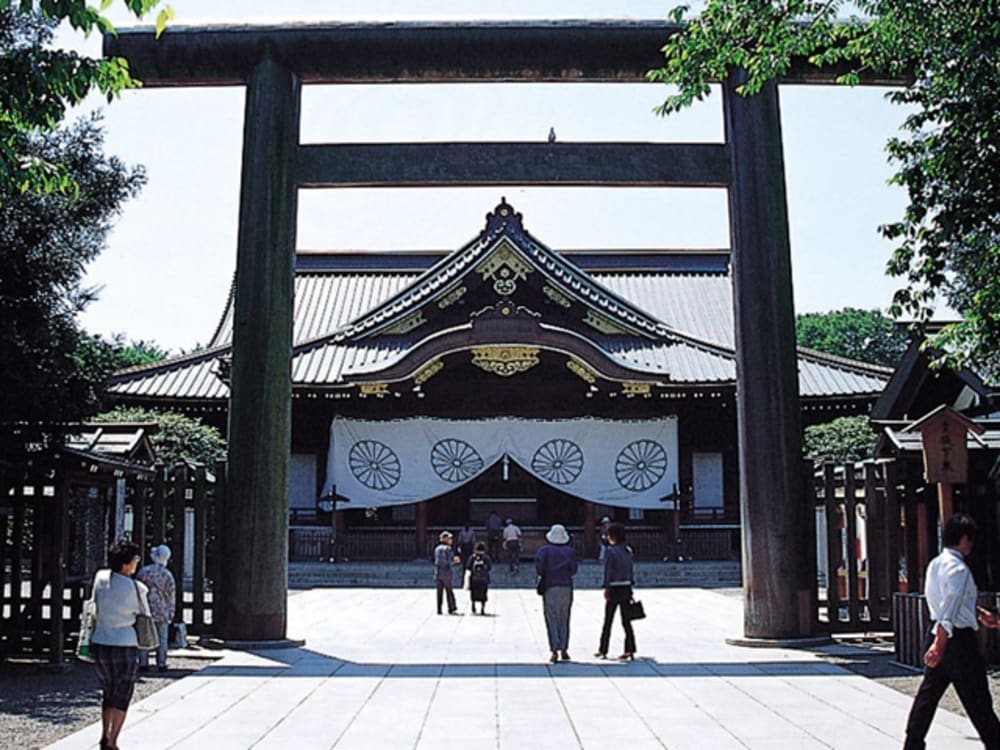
{"left": 803, "top": 415, "right": 877, "bottom": 463}
{"left": 105, "top": 335, "right": 169, "bottom": 370}
{"left": 93, "top": 406, "right": 225, "bottom": 466}
{"left": 0, "top": 1, "right": 172, "bottom": 197}
{"left": 796, "top": 308, "right": 908, "bottom": 367}
{"left": 0, "top": 112, "right": 145, "bottom": 428}
{"left": 648, "top": 1, "right": 1000, "bottom": 379}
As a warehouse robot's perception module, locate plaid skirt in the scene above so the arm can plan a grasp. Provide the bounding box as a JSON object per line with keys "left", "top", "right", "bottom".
{"left": 92, "top": 644, "right": 139, "bottom": 711}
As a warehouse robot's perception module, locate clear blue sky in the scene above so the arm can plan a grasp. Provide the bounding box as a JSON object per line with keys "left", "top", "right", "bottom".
{"left": 66, "top": 1, "right": 910, "bottom": 352}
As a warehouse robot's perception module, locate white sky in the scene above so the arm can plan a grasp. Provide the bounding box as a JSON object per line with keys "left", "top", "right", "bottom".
{"left": 65, "top": 1, "right": 910, "bottom": 352}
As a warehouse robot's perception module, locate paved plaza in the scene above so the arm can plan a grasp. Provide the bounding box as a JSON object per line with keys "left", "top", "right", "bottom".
{"left": 48, "top": 586, "right": 984, "bottom": 749}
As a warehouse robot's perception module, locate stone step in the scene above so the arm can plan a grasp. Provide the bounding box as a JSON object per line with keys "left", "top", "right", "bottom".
{"left": 288, "top": 560, "right": 741, "bottom": 589}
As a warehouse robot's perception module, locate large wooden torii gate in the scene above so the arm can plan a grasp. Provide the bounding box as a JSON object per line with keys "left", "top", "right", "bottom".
{"left": 106, "top": 21, "right": 895, "bottom": 643}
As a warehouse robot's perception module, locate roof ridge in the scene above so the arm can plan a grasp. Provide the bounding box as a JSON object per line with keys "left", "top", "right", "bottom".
{"left": 109, "top": 344, "right": 230, "bottom": 382}
{"left": 207, "top": 271, "right": 237, "bottom": 348}
{"left": 796, "top": 345, "right": 895, "bottom": 375}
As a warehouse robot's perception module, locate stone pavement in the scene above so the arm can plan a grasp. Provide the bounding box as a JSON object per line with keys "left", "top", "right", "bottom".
{"left": 48, "top": 587, "right": 984, "bottom": 749}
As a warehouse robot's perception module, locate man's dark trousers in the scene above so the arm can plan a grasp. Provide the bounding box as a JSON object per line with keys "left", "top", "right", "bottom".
{"left": 903, "top": 628, "right": 1000, "bottom": 749}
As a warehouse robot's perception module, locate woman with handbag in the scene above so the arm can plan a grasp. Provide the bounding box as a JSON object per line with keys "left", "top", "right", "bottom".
{"left": 136, "top": 544, "right": 176, "bottom": 672}
{"left": 89, "top": 539, "right": 153, "bottom": 750}
{"left": 534, "top": 523, "right": 578, "bottom": 663}
{"left": 594, "top": 523, "right": 637, "bottom": 661}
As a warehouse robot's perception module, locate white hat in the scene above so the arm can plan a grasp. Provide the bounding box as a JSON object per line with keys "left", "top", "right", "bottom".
{"left": 545, "top": 524, "right": 570, "bottom": 545}
{"left": 151, "top": 544, "right": 171, "bottom": 564}
{"left": 600, "top": 516, "right": 611, "bottom": 524}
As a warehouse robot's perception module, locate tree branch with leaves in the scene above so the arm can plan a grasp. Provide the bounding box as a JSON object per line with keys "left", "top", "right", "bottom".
{"left": 0, "top": 0, "right": 172, "bottom": 197}
{"left": 648, "top": 1, "right": 1000, "bottom": 379}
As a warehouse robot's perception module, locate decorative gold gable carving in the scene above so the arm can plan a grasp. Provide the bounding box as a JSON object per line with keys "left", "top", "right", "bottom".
{"left": 475, "top": 239, "right": 533, "bottom": 296}
{"left": 583, "top": 310, "right": 628, "bottom": 335}
{"left": 359, "top": 382, "right": 390, "bottom": 397}
{"left": 566, "top": 358, "right": 597, "bottom": 384}
{"left": 622, "top": 382, "right": 651, "bottom": 396}
{"left": 437, "top": 285, "right": 467, "bottom": 309}
{"left": 414, "top": 359, "right": 444, "bottom": 385}
{"left": 382, "top": 311, "right": 426, "bottom": 335}
{"left": 543, "top": 285, "right": 573, "bottom": 308}
{"left": 471, "top": 346, "right": 540, "bottom": 377}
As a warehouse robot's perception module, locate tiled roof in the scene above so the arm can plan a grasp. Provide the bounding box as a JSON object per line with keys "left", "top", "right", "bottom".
{"left": 110, "top": 202, "right": 891, "bottom": 402}
{"left": 879, "top": 423, "right": 1000, "bottom": 452}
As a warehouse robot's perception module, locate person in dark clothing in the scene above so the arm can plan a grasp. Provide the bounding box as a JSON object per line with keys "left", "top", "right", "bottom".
{"left": 535, "top": 523, "right": 578, "bottom": 663}
{"left": 466, "top": 541, "right": 492, "bottom": 614}
{"left": 456, "top": 524, "right": 477, "bottom": 565}
{"left": 903, "top": 514, "right": 1000, "bottom": 750}
{"left": 485, "top": 511, "right": 504, "bottom": 562}
{"left": 594, "top": 523, "right": 637, "bottom": 661}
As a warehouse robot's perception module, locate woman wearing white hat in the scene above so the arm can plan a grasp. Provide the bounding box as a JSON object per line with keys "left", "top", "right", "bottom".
{"left": 534, "top": 523, "right": 578, "bottom": 663}
{"left": 135, "top": 544, "right": 176, "bottom": 672}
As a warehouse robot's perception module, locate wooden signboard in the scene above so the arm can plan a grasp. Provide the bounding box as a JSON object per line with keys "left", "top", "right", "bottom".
{"left": 902, "top": 405, "right": 983, "bottom": 522}
{"left": 919, "top": 415, "right": 969, "bottom": 485}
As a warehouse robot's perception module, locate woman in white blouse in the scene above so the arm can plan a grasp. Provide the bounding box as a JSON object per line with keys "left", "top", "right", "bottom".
{"left": 89, "top": 539, "right": 151, "bottom": 750}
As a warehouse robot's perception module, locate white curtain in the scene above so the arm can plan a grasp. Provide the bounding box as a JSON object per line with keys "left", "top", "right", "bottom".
{"left": 323, "top": 417, "right": 678, "bottom": 509}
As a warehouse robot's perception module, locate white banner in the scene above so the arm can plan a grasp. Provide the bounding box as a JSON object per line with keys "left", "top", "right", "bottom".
{"left": 323, "top": 417, "right": 678, "bottom": 509}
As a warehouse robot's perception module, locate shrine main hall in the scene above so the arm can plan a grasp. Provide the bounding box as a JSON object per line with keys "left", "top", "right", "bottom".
{"left": 109, "top": 200, "right": 890, "bottom": 560}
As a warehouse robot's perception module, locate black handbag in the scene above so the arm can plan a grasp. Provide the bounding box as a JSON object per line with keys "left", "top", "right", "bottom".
{"left": 536, "top": 575, "right": 547, "bottom": 596}
{"left": 623, "top": 598, "right": 646, "bottom": 621}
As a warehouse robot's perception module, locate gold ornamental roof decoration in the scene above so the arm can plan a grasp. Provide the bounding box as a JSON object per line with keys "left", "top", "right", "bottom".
{"left": 475, "top": 238, "right": 534, "bottom": 296}
{"left": 470, "top": 346, "right": 540, "bottom": 377}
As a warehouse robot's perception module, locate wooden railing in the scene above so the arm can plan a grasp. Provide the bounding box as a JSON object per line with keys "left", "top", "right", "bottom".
{"left": 288, "top": 525, "right": 740, "bottom": 563}
{"left": 894, "top": 592, "right": 1000, "bottom": 668}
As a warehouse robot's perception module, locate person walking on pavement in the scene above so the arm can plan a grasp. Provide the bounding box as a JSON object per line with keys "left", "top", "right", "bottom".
{"left": 486, "top": 510, "right": 504, "bottom": 562}
{"left": 135, "top": 544, "right": 176, "bottom": 673}
{"left": 433, "top": 531, "right": 460, "bottom": 614}
{"left": 594, "top": 523, "right": 637, "bottom": 661}
{"left": 502, "top": 517, "right": 522, "bottom": 573}
{"left": 89, "top": 539, "right": 151, "bottom": 750}
{"left": 903, "top": 514, "right": 1000, "bottom": 750}
{"left": 535, "top": 523, "right": 578, "bottom": 663}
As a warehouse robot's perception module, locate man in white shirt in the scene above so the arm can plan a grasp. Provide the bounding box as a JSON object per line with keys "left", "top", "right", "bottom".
{"left": 903, "top": 514, "right": 1000, "bottom": 750}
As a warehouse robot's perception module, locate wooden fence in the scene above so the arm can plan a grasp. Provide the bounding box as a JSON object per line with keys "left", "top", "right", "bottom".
{"left": 815, "top": 459, "right": 901, "bottom": 633}
{"left": 894, "top": 592, "right": 1000, "bottom": 668}
{"left": 1, "top": 462, "right": 221, "bottom": 662}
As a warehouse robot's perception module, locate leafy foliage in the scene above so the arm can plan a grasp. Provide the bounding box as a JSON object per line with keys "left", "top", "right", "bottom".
{"left": 93, "top": 406, "right": 225, "bottom": 466}
{"left": 0, "top": 112, "right": 145, "bottom": 427}
{"left": 803, "top": 415, "right": 877, "bottom": 463}
{"left": 648, "top": 2, "right": 1000, "bottom": 378}
{"left": 0, "top": 1, "right": 172, "bottom": 197}
{"left": 104, "top": 336, "right": 169, "bottom": 370}
{"left": 796, "top": 308, "right": 908, "bottom": 367}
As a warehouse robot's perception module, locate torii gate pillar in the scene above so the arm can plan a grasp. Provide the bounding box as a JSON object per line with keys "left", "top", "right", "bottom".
{"left": 724, "top": 72, "right": 813, "bottom": 639}
{"left": 220, "top": 54, "right": 300, "bottom": 641}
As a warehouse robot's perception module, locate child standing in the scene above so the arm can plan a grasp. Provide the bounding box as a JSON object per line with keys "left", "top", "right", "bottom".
{"left": 467, "top": 541, "right": 492, "bottom": 615}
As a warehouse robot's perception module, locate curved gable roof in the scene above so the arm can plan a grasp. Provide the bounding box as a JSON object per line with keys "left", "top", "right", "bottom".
{"left": 108, "top": 201, "right": 891, "bottom": 402}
